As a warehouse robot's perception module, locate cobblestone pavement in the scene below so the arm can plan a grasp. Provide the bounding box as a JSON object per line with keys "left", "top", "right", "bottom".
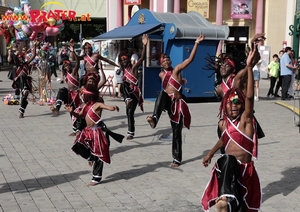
{"left": 0, "top": 69, "right": 299, "bottom": 212}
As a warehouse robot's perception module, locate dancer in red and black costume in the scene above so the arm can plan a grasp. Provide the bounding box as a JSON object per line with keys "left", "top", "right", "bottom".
{"left": 201, "top": 43, "right": 261, "bottom": 212}
{"left": 118, "top": 34, "right": 149, "bottom": 140}
{"left": 74, "top": 41, "right": 118, "bottom": 87}
{"left": 214, "top": 34, "right": 266, "bottom": 153}
{"left": 146, "top": 34, "right": 205, "bottom": 167}
{"left": 50, "top": 40, "right": 86, "bottom": 136}
{"left": 65, "top": 77, "right": 123, "bottom": 186}
{"left": 12, "top": 42, "right": 37, "bottom": 118}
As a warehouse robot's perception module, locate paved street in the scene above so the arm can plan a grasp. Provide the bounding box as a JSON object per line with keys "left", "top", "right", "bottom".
{"left": 0, "top": 68, "right": 299, "bottom": 212}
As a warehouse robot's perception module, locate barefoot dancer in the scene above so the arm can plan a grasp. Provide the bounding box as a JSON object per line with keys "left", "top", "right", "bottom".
{"left": 74, "top": 41, "right": 119, "bottom": 88}
{"left": 51, "top": 40, "right": 86, "bottom": 136}
{"left": 119, "top": 34, "right": 149, "bottom": 140}
{"left": 201, "top": 43, "right": 261, "bottom": 212}
{"left": 65, "top": 78, "right": 123, "bottom": 186}
{"left": 146, "top": 35, "right": 205, "bottom": 167}
{"left": 12, "top": 42, "right": 37, "bottom": 118}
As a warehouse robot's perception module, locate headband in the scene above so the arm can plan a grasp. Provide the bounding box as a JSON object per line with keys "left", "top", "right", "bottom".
{"left": 121, "top": 55, "right": 128, "bottom": 60}
{"left": 63, "top": 60, "right": 71, "bottom": 65}
{"left": 225, "top": 59, "right": 235, "bottom": 68}
{"left": 84, "top": 43, "right": 92, "bottom": 49}
{"left": 160, "top": 54, "right": 170, "bottom": 64}
{"left": 82, "top": 88, "right": 97, "bottom": 96}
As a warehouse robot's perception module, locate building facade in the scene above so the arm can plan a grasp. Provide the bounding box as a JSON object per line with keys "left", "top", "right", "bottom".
{"left": 107, "top": 0, "right": 297, "bottom": 57}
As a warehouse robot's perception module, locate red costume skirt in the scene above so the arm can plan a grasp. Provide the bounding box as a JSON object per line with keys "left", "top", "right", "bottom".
{"left": 74, "top": 126, "right": 110, "bottom": 164}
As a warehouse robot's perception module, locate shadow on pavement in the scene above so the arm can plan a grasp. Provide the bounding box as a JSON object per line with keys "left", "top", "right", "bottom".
{"left": 0, "top": 170, "right": 89, "bottom": 194}
{"left": 262, "top": 166, "right": 300, "bottom": 202}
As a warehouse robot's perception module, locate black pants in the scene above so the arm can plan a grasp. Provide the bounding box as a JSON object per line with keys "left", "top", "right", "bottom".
{"left": 171, "top": 116, "right": 183, "bottom": 164}
{"left": 151, "top": 91, "right": 171, "bottom": 126}
{"left": 16, "top": 75, "right": 31, "bottom": 115}
{"left": 122, "top": 82, "right": 138, "bottom": 136}
{"left": 281, "top": 75, "right": 292, "bottom": 99}
{"left": 72, "top": 130, "right": 110, "bottom": 183}
{"left": 55, "top": 87, "right": 68, "bottom": 111}
{"left": 72, "top": 143, "right": 103, "bottom": 183}
{"left": 274, "top": 76, "right": 283, "bottom": 96}
{"left": 267, "top": 76, "right": 277, "bottom": 96}
{"left": 217, "top": 155, "right": 246, "bottom": 212}
{"left": 51, "top": 65, "right": 57, "bottom": 77}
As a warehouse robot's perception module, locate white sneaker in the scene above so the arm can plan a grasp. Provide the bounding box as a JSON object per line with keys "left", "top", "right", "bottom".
{"left": 56, "top": 78, "right": 61, "bottom": 81}
{"left": 254, "top": 96, "right": 259, "bottom": 101}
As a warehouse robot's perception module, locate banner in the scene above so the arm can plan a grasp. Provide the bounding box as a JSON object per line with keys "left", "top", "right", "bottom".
{"left": 231, "top": 0, "right": 252, "bottom": 19}
{"left": 124, "top": 0, "right": 142, "bottom": 5}
{"left": 187, "top": 0, "right": 209, "bottom": 18}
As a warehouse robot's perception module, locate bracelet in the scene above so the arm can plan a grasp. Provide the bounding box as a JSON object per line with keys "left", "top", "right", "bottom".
{"left": 195, "top": 41, "right": 199, "bottom": 44}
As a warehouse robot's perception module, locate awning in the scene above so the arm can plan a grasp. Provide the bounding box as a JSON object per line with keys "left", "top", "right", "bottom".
{"left": 93, "top": 23, "right": 163, "bottom": 41}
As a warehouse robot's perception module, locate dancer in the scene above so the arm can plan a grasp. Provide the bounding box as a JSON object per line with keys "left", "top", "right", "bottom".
{"left": 75, "top": 41, "right": 118, "bottom": 88}
{"left": 201, "top": 43, "right": 261, "bottom": 212}
{"left": 146, "top": 34, "right": 205, "bottom": 167}
{"left": 12, "top": 42, "right": 37, "bottom": 118}
{"left": 50, "top": 40, "right": 86, "bottom": 136}
{"left": 215, "top": 34, "right": 266, "bottom": 140}
{"left": 65, "top": 78, "right": 122, "bottom": 186}
{"left": 119, "top": 34, "right": 149, "bottom": 140}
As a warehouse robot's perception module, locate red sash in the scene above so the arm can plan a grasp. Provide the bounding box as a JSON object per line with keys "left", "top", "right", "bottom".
{"left": 68, "top": 90, "right": 81, "bottom": 108}
{"left": 168, "top": 94, "right": 191, "bottom": 129}
{"left": 222, "top": 117, "right": 258, "bottom": 159}
{"left": 14, "top": 64, "right": 29, "bottom": 81}
{"left": 168, "top": 76, "right": 182, "bottom": 91}
{"left": 162, "top": 69, "right": 172, "bottom": 90}
{"left": 66, "top": 72, "right": 80, "bottom": 88}
{"left": 221, "top": 74, "right": 235, "bottom": 95}
{"left": 84, "top": 54, "right": 96, "bottom": 67}
{"left": 124, "top": 67, "right": 138, "bottom": 85}
{"left": 87, "top": 104, "right": 101, "bottom": 124}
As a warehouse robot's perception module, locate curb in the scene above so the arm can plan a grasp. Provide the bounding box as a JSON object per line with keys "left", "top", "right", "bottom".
{"left": 275, "top": 101, "right": 300, "bottom": 115}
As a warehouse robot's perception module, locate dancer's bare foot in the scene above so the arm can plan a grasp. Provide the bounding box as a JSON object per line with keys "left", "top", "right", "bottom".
{"left": 146, "top": 116, "right": 157, "bottom": 128}
{"left": 170, "top": 162, "right": 180, "bottom": 168}
{"left": 125, "top": 99, "right": 132, "bottom": 108}
{"left": 215, "top": 196, "right": 228, "bottom": 212}
{"left": 127, "top": 135, "right": 133, "bottom": 140}
{"left": 19, "top": 113, "right": 24, "bottom": 118}
{"left": 69, "top": 132, "right": 76, "bottom": 136}
{"left": 50, "top": 106, "right": 59, "bottom": 115}
{"left": 87, "top": 181, "right": 100, "bottom": 186}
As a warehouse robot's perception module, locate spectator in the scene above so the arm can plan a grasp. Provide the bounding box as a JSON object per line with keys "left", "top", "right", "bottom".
{"left": 115, "top": 48, "right": 128, "bottom": 99}
{"left": 267, "top": 54, "right": 280, "bottom": 98}
{"left": 252, "top": 55, "right": 262, "bottom": 101}
{"left": 280, "top": 47, "right": 298, "bottom": 100}
{"left": 296, "top": 57, "right": 300, "bottom": 91}
{"left": 288, "top": 50, "right": 297, "bottom": 98}
{"left": 274, "top": 50, "right": 285, "bottom": 97}
{"left": 130, "top": 47, "right": 140, "bottom": 65}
